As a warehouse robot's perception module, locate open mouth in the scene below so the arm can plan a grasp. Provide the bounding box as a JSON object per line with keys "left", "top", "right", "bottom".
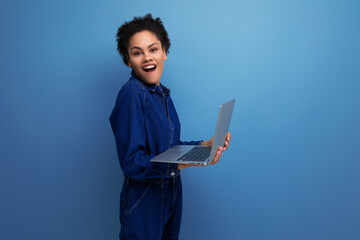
{"left": 143, "top": 64, "right": 157, "bottom": 73}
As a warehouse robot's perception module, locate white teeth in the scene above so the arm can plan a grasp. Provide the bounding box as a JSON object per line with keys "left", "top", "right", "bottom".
{"left": 143, "top": 65, "right": 156, "bottom": 69}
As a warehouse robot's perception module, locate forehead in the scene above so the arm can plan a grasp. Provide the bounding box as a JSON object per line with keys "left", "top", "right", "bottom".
{"left": 128, "top": 30, "right": 161, "bottom": 49}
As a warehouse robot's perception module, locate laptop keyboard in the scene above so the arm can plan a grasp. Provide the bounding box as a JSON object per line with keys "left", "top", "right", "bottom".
{"left": 177, "top": 147, "right": 211, "bottom": 162}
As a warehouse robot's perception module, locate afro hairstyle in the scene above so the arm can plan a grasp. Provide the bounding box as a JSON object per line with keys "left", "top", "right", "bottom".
{"left": 116, "top": 13, "right": 171, "bottom": 66}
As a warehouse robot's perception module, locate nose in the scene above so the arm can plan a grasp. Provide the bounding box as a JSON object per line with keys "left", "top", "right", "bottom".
{"left": 142, "top": 51, "right": 152, "bottom": 62}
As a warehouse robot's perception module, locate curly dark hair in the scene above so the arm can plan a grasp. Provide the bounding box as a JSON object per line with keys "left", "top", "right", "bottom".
{"left": 116, "top": 13, "right": 171, "bottom": 66}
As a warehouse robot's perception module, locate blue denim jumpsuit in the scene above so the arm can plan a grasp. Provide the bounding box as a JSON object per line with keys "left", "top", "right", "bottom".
{"left": 110, "top": 71, "right": 201, "bottom": 240}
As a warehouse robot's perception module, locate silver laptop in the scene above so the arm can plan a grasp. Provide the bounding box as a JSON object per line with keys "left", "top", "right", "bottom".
{"left": 151, "top": 99, "right": 235, "bottom": 166}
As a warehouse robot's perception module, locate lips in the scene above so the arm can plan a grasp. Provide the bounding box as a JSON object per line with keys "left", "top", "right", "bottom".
{"left": 142, "top": 64, "right": 157, "bottom": 72}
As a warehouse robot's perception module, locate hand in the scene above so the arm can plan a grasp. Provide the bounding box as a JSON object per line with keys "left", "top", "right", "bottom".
{"left": 201, "top": 132, "right": 231, "bottom": 150}
{"left": 206, "top": 132, "right": 231, "bottom": 165}
{"left": 178, "top": 132, "right": 232, "bottom": 169}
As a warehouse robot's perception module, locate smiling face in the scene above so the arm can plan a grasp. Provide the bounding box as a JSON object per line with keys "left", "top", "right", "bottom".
{"left": 127, "top": 30, "right": 167, "bottom": 86}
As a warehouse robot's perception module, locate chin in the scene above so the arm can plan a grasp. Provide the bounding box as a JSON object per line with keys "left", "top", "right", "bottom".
{"left": 140, "top": 75, "right": 160, "bottom": 85}
{"left": 134, "top": 69, "right": 162, "bottom": 85}
{"left": 145, "top": 79, "right": 160, "bottom": 85}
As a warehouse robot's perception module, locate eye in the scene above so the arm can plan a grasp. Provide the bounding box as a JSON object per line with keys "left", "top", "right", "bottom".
{"left": 150, "top": 48, "right": 158, "bottom": 53}
{"left": 133, "top": 51, "right": 141, "bottom": 56}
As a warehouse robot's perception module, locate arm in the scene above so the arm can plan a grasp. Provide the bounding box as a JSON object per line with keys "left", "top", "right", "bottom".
{"left": 110, "top": 84, "right": 176, "bottom": 178}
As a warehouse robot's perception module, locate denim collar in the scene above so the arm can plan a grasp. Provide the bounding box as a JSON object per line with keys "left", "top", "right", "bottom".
{"left": 131, "top": 70, "right": 171, "bottom": 96}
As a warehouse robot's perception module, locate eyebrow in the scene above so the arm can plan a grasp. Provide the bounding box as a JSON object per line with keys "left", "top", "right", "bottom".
{"left": 130, "top": 43, "right": 159, "bottom": 51}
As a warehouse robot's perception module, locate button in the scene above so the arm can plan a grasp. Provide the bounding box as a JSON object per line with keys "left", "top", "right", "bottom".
{"left": 170, "top": 170, "right": 175, "bottom": 177}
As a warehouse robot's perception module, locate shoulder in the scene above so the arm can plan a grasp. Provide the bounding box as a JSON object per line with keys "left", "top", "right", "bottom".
{"left": 117, "top": 78, "right": 148, "bottom": 103}
{"left": 120, "top": 78, "right": 146, "bottom": 95}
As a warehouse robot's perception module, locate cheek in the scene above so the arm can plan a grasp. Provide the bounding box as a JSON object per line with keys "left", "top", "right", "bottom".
{"left": 129, "top": 57, "right": 141, "bottom": 67}
{"left": 157, "top": 59, "right": 165, "bottom": 70}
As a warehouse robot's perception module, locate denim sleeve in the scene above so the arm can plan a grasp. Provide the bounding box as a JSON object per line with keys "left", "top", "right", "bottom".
{"left": 110, "top": 83, "right": 176, "bottom": 179}
{"left": 179, "top": 140, "right": 203, "bottom": 145}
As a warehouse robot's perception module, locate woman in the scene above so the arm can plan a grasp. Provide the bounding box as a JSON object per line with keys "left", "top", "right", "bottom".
{"left": 109, "top": 14, "right": 231, "bottom": 240}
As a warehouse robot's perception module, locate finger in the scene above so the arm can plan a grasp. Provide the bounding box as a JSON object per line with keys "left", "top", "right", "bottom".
{"left": 217, "top": 147, "right": 223, "bottom": 157}
{"left": 223, "top": 141, "right": 229, "bottom": 151}
{"left": 226, "top": 132, "right": 231, "bottom": 141}
{"left": 213, "top": 146, "right": 223, "bottom": 162}
{"left": 211, "top": 149, "right": 222, "bottom": 165}
{"left": 214, "top": 151, "right": 221, "bottom": 163}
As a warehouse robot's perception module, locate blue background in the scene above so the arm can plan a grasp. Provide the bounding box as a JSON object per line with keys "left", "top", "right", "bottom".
{"left": 1, "top": 0, "right": 359, "bottom": 239}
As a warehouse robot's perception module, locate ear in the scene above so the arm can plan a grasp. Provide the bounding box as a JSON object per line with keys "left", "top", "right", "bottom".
{"left": 163, "top": 50, "right": 167, "bottom": 61}
{"left": 127, "top": 56, "right": 132, "bottom": 68}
